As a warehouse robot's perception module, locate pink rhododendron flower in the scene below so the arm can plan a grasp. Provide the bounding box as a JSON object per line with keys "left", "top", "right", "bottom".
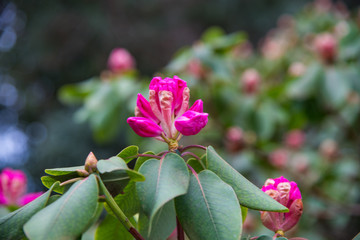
{"left": 241, "top": 69, "right": 261, "bottom": 94}
{"left": 107, "top": 48, "right": 135, "bottom": 73}
{"left": 18, "top": 192, "right": 43, "bottom": 206}
{"left": 269, "top": 149, "right": 288, "bottom": 169}
{"left": 261, "top": 176, "right": 303, "bottom": 234}
{"left": 314, "top": 33, "right": 337, "bottom": 63}
{"left": 0, "top": 168, "right": 42, "bottom": 207}
{"left": 127, "top": 76, "right": 208, "bottom": 143}
{"left": 285, "top": 129, "right": 305, "bottom": 149}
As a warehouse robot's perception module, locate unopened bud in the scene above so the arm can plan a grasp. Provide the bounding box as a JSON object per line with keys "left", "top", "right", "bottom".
{"left": 225, "top": 127, "right": 244, "bottom": 153}
{"left": 288, "top": 62, "right": 306, "bottom": 77}
{"left": 314, "top": 33, "right": 337, "bottom": 64}
{"left": 76, "top": 169, "right": 90, "bottom": 177}
{"left": 319, "top": 139, "right": 338, "bottom": 161}
{"left": 241, "top": 68, "right": 261, "bottom": 94}
{"left": 84, "top": 152, "right": 98, "bottom": 173}
{"left": 269, "top": 149, "right": 288, "bottom": 169}
{"left": 107, "top": 48, "right": 135, "bottom": 73}
{"left": 285, "top": 130, "right": 305, "bottom": 149}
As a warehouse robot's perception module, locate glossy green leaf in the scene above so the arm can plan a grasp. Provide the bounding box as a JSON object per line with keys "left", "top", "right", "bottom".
{"left": 134, "top": 151, "right": 155, "bottom": 171}
{"left": 287, "top": 63, "right": 323, "bottom": 99}
{"left": 322, "top": 68, "right": 350, "bottom": 109}
{"left": 187, "top": 158, "right": 205, "bottom": 173}
{"left": 175, "top": 170, "right": 242, "bottom": 240}
{"left": 98, "top": 157, "right": 145, "bottom": 181}
{"left": 138, "top": 200, "right": 176, "bottom": 240}
{"left": 136, "top": 153, "right": 189, "bottom": 232}
{"left": 45, "top": 166, "right": 84, "bottom": 176}
{"left": 0, "top": 182, "right": 57, "bottom": 240}
{"left": 117, "top": 145, "right": 139, "bottom": 163}
{"left": 40, "top": 175, "right": 72, "bottom": 194}
{"left": 24, "top": 175, "right": 99, "bottom": 240}
{"left": 95, "top": 214, "right": 133, "bottom": 240}
{"left": 241, "top": 206, "right": 248, "bottom": 224}
{"left": 206, "top": 146, "right": 288, "bottom": 212}
{"left": 104, "top": 181, "right": 140, "bottom": 218}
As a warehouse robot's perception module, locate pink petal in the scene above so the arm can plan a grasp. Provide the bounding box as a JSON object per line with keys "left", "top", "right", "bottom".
{"left": 189, "top": 99, "right": 204, "bottom": 113}
{"left": 136, "top": 93, "right": 159, "bottom": 123}
{"left": 282, "top": 198, "right": 303, "bottom": 232}
{"left": 174, "top": 110, "right": 208, "bottom": 136}
{"left": 127, "top": 117, "right": 163, "bottom": 137}
{"left": 18, "top": 192, "right": 43, "bottom": 206}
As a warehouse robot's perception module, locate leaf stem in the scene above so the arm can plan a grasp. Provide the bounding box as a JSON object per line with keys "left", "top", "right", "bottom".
{"left": 181, "top": 152, "right": 206, "bottom": 169}
{"left": 95, "top": 174, "right": 144, "bottom": 240}
{"left": 137, "top": 153, "right": 162, "bottom": 159}
{"left": 179, "top": 145, "right": 207, "bottom": 152}
{"left": 59, "top": 177, "right": 84, "bottom": 186}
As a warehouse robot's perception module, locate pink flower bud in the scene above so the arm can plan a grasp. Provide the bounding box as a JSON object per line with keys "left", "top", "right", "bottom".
{"left": 225, "top": 127, "right": 244, "bottom": 153}
{"left": 314, "top": 33, "right": 337, "bottom": 63}
{"left": 319, "top": 139, "right": 338, "bottom": 161}
{"left": 189, "top": 99, "right": 204, "bottom": 113}
{"left": 107, "top": 48, "right": 135, "bottom": 73}
{"left": 0, "top": 168, "right": 27, "bottom": 205}
{"left": 269, "top": 149, "right": 288, "bottom": 169}
{"left": 285, "top": 130, "right": 305, "bottom": 149}
{"left": 241, "top": 69, "right": 261, "bottom": 94}
{"left": 18, "top": 192, "right": 43, "bottom": 206}
{"left": 288, "top": 62, "right": 306, "bottom": 77}
{"left": 261, "top": 176, "right": 303, "bottom": 233}
{"left": 127, "top": 117, "right": 163, "bottom": 137}
{"left": 174, "top": 110, "right": 208, "bottom": 136}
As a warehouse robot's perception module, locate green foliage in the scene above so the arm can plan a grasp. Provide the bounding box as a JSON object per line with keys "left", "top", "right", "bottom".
{"left": 175, "top": 170, "right": 242, "bottom": 240}
{"left": 95, "top": 214, "right": 133, "bottom": 240}
{"left": 136, "top": 153, "right": 189, "bottom": 233}
{"left": 206, "top": 146, "right": 288, "bottom": 212}
{"left": 0, "top": 183, "right": 57, "bottom": 240}
{"left": 117, "top": 145, "right": 140, "bottom": 163}
{"left": 24, "top": 175, "right": 100, "bottom": 240}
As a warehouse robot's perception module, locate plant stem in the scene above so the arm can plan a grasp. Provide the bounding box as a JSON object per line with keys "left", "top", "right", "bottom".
{"left": 181, "top": 152, "right": 206, "bottom": 169}
{"left": 95, "top": 174, "right": 144, "bottom": 240}
{"left": 137, "top": 153, "right": 162, "bottom": 159}
{"left": 59, "top": 177, "right": 84, "bottom": 186}
{"left": 179, "top": 144, "right": 207, "bottom": 152}
{"left": 176, "top": 217, "right": 184, "bottom": 240}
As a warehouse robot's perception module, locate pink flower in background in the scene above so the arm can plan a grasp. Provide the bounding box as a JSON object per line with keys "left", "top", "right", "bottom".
{"left": 261, "top": 176, "right": 303, "bottom": 234}
{"left": 127, "top": 76, "right": 208, "bottom": 142}
{"left": 269, "top": 149, "right": 288, "bottom": 169}
{"left": 225, "top": 127, "right": 244, "bottom": 153}
{"left": 107, "top": 48, "right": 135, "bottom": 73}
{"left": 314, "top": 33, "right": 337, "bottom": 63}
{"left": 285, "top": 129, "right": 305, "bottom": 149}
{"left": 0, "top": 168, "right": 42, "bottom": 207}
{"left": 241, "top": 69, "right": 261, "bottom": 94}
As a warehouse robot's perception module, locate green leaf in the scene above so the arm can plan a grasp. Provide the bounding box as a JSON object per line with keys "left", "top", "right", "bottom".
{"left": 206, "top": 146, "right": 288, "bottom": 212}
{"left": 138, "top": 200, "right": 176, "bottom": 240}
{"left": 0, "top": 182, "right": 57, "bottom": 240}
{"left": 117, "top": 145, "right": 139, "bottom": 163}
{"left": 98, "top": 157, "right": 145, "bottom": 182}
{"left": 321, "top": 68, "right": 350, "bottom": 109}
{"left": 287, "top": 63, "right": 323, "bottom": 99}
{"left": 241, "top": 206, "right": 248, "bottom": 224}
{"left": 104, "top": 181, "right": 140, "bottom": 218}
{"left": 256, "top": 235, "right": 273, "bottom": 240}
{"left": 136, "top": 153, "right": 189, "bottom": 232}
{"left": 187, "top": 158, "right": 205, "bottom": 173}
{"left": 24, "top": 175, "right": 99, "bottom": 240}
{"left": 134, "top": 151, "right": 155, "bottom": 172}
{"left": 175, "top": 170, "right": 242, "bottom": 240}
{"left": 40, "top": 175, "right": 72, "bottom": 194}
{"left": 45, "top": 166, "right": 85, "bottom": 176}
{"left": 95, "top": 214, "right": 133, "bottom": 240}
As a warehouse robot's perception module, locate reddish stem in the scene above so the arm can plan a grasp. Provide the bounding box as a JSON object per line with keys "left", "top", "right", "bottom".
{"left": 177, "top": 217, "right": 185, "bottom": 240}
{"left": 129, "top": 227, "right": 145, "bottom": 240}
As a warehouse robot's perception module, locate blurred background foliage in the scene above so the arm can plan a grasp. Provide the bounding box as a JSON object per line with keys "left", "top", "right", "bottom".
{"left": 1, "top": 0, "right": 360, "bottom": 239}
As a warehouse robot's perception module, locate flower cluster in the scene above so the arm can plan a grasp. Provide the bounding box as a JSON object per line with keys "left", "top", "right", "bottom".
{"left": 0, "top": 168, "right": 42, "bottom": 207}
{"left": 127, "top": 76, "right": 208, "bottom": 147}
{"left": 261, "top": 176, "right": 303, "bottom": 235}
